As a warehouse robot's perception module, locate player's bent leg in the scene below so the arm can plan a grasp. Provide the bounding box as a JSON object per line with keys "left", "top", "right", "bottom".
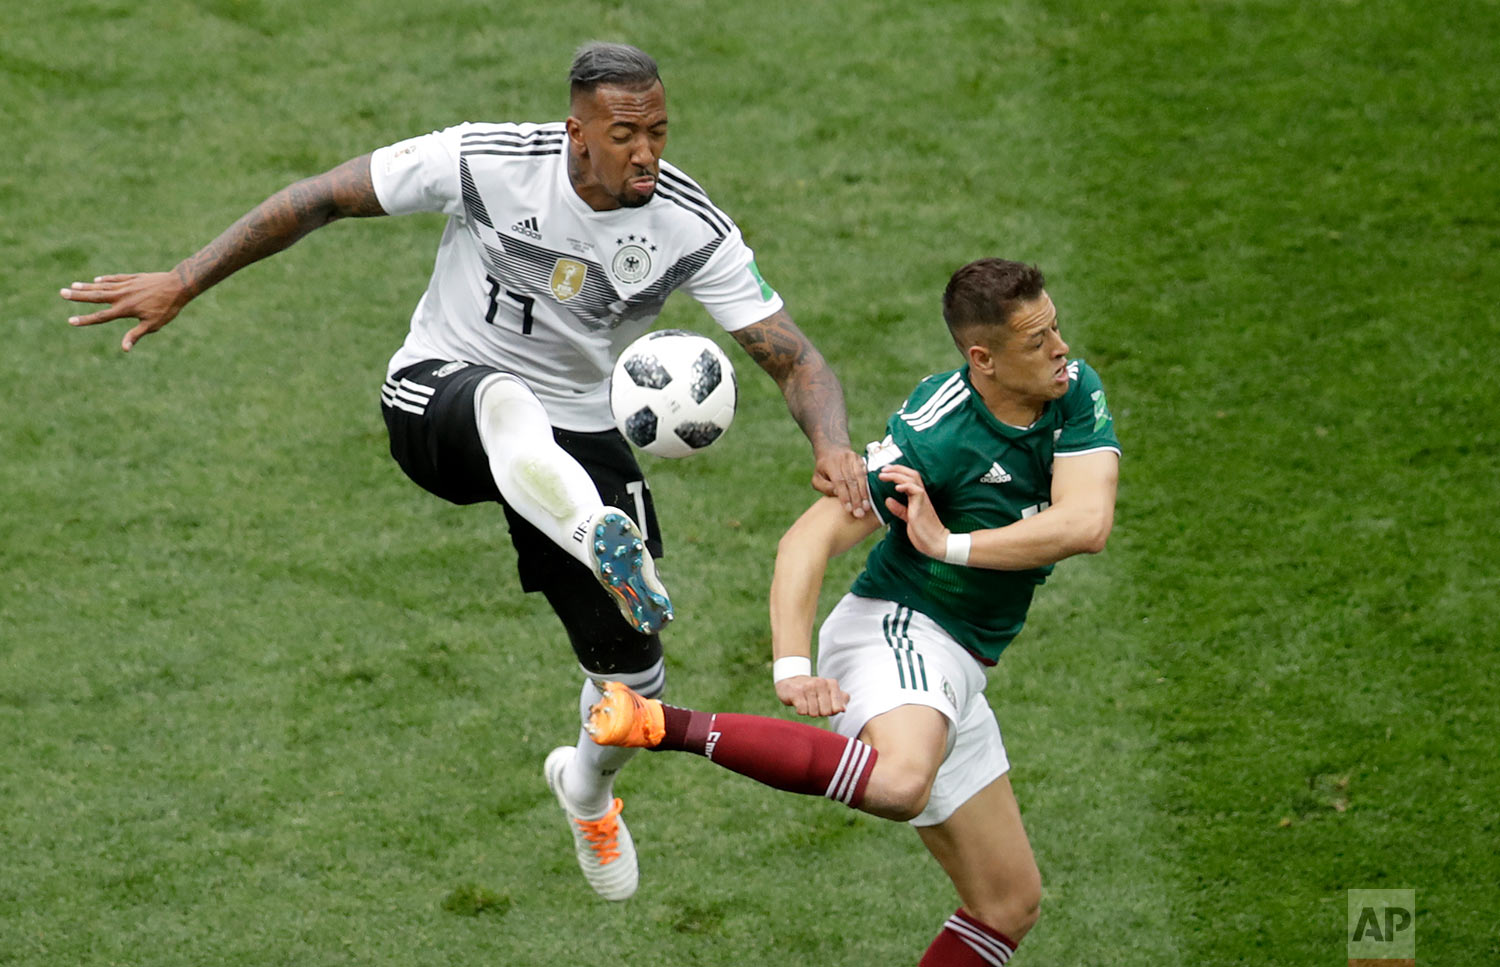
{"left": 475, "top": 374, "right": 671, "bottom": 634}
{"left": 588, "top": 682, "right": 883, "bottom": 807}
{"left": 581, "top": 508, "right": 673, "bottom": 635}
{"left": 475, "top": 373, "right": 603, "bottom": 538}
{"left": 916, "top": 774, "right": 1042, "bottom": 949}
{"left": 853, "top": 704, "right": 951, "bottom": 822}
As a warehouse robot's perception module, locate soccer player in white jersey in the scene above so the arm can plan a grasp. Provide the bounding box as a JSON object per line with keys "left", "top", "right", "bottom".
{"left": 59, "top": 42, "right": 871, "bottom": 903}
{"left": 587, "top": 259, "right": 1121, "bottom": 963}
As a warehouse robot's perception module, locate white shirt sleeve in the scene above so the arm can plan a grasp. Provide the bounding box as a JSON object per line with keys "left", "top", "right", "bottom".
{"left": 369, "top": 125, "right": 467, "bottom": 217}
{"left": 681, "top": 230, "right": 785, "bottom": 332}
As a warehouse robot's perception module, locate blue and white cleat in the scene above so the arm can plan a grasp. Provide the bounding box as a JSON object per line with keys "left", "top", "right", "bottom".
{"left": 586, "top": 508, "right": 673, "bottom": 635}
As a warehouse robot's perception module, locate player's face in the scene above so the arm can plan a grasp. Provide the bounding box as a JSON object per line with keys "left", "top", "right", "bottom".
{"left": 567, "top": 81, "right": 669, "bottom": 211}
{"left": 991, "top": 291, "right": 1070, "bottom": 405}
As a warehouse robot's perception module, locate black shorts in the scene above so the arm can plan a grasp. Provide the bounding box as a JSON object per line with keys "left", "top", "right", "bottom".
{"left": 380, "top": 359, "right": 664, "bottom": 591}
{"left": 380, "top": 360, "right": 666, "bottom": 675}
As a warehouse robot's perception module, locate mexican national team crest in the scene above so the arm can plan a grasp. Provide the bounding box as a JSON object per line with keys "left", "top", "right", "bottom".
{"left": 550, "top": 258, "right": 587, "bottom": 301}
{"left": 612, "top": 243, "right": 651, "bottom": 284}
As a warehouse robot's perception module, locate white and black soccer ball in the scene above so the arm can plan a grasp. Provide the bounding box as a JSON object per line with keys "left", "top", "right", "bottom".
{"left": 610, "top": 330, "right": 737, "bottom": 459}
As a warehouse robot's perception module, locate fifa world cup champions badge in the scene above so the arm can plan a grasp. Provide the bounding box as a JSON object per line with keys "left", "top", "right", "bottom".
{"left": 1347, "top": 890, "right": 1415, "bottom": 967}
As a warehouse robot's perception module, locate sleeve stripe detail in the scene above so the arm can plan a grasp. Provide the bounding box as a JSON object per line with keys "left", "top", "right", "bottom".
{"left": 657, "top": 167, "right": 718, "bottom": 210}
{"left": 899, "top": 372, "right": 964, "bottom": 426}
{"left": 657, "top": 169, "right": 733, "bottom": 234}
{"left": 460, "top": 133, "right": 565, "bottom": 148}
{"left": 460, "top": 123, "right": 565, "bottom": 141}
{"left": 901, "top": 375, "right": 969, "bottom": 431}
{"left": 460, "top": 147, "right": 564, "bottom": 158}
{"left": 654, "top": 184, "right": 729, "bottom": 237}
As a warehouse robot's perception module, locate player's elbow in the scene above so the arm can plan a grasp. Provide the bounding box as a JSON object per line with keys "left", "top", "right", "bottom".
{"left": 1077, "top": 523, "right": 1111, "bottom": 555}
{"left": 1070, "top": 510, "right": 1113, "bottom": 556}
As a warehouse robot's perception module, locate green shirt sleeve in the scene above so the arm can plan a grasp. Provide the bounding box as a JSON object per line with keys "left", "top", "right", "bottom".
{"left": 1056, "top": 361, "right": 1122, "bottom": 456}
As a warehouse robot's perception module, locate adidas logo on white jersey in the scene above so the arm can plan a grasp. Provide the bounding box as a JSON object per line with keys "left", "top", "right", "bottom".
{"left": 979, "top": 462, "right": 1012, "bottom": 484}
{"left": 511, "top": 216, "right": 542, "bottom": 240}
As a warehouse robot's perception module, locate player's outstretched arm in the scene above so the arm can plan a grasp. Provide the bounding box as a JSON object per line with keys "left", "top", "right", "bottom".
{"left": 731, "top": 309, "right": 872, "bottom": 518}
{"left": 769, "top": 496, "right": 882, "bottom": 716}
{"left": 60, "top": 154, "right": 386, "bottom": 351}
{"left": 880, "top": 451, "right": 1118, "bottom": 570}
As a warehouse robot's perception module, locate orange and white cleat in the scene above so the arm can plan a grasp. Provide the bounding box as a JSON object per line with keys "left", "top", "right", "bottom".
{"left": 586, "top": 681, "right": 666, "bottom": 749}
{"left": 543, "top": 746, "right": 638, "bottom": 901}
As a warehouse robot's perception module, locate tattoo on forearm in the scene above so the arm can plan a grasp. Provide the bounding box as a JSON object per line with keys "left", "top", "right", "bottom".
{"left": 176, "top": 154, "right": 382, "bottom": 295}
{"left": 735, "top": 312, "right": 851, "bottom": 451}
{"left": 734, "top": 312, "right": 812, "bottom": 380}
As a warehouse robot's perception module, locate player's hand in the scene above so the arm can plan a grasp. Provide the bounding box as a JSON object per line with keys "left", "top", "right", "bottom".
{"left": 775, "top": 675, "right": 849, "bottom": 717}
{"left": 60, "top": 271, "right": 192, "bottom": 352}
{"left": 877, "top": 463, "right": 950, "bottom": 560}
{"left": 812, "top": 446, "right": 872, "bottom": 519}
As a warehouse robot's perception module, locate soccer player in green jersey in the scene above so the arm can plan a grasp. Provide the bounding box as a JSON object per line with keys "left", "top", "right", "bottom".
{"left": 587, "top": 258, "right": 1119, "bottom": 964}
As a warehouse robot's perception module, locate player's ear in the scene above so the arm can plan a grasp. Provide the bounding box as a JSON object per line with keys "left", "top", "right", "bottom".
{"left": 565, "top": 115, "right": 587, "bottom": 153}
{"left": 965, "top": 341, "right": 994, "bottom": 375}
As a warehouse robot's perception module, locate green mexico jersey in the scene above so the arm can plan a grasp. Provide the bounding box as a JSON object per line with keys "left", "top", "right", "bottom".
{"left": 850, "top": 359, "right": 1121, "bottom": 664}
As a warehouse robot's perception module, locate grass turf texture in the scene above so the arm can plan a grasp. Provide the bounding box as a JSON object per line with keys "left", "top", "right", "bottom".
{"left": 3, "top": 0, "right": 1497, "bottom": 964}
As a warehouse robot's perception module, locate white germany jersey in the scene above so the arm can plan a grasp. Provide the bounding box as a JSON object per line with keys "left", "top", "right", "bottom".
{"left": 370, "top": 122, "right": 784, "bottom": 431}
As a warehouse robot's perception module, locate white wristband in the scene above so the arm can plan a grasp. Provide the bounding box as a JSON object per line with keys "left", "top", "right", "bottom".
{"left": 773, "top": 656, "right": 813, "bottom": 683}
{"left": 943, "top": 532, "right": 972, "bottom": 566}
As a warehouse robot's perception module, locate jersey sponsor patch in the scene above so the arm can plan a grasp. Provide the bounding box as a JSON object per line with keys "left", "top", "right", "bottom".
{"left": 549, "top": 258, "right": 587, "bottom": 301}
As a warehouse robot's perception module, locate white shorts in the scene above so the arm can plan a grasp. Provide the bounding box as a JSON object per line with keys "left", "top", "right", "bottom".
{"left": 817, "top": 594, "right": 1008, "bottom": 827}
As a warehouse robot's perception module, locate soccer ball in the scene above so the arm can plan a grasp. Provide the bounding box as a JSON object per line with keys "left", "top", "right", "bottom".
{"left": 610, "top": 330, "right": 737, "bottom": 458}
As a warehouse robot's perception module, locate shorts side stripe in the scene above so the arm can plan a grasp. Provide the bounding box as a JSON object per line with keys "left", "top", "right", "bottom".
{"left": 883, "top": 610, "right": 908, "bottom": 688}
{"left": 381, "top": 376, "right": 436, "bottom": 415}
{"left": 882, "top": 605, "right": 930, "bottom": 693}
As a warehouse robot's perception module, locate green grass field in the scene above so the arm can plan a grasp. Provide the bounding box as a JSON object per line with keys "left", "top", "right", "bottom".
{"left": 4, "top": 1, "right": 1498, "bottom": 964}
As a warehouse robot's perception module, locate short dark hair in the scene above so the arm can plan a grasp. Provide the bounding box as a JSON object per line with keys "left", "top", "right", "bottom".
{"left": 569, "top": 42, "right": 661, "bottom": 97}
{"left": 941, "top": 258, "right": 1047, "bottom": 337}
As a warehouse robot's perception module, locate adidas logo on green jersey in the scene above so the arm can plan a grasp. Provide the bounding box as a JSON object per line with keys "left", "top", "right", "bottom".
{"left": 979, "top": 462, "right": 1012, "bottom": 484}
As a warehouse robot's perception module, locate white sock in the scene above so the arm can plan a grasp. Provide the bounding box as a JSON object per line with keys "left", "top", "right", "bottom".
{"left": 473, "top": 373, "right": 604, "bottom": 568}
{"left": 563, "top": 661, "right": 667, "bottom": 817}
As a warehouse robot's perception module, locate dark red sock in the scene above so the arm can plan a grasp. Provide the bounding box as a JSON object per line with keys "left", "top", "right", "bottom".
{"left": 656, "top": 705, "right": 876, "bottom": 808}
{"left": 919, "top": 909, "right": 1018, "bottom": 966}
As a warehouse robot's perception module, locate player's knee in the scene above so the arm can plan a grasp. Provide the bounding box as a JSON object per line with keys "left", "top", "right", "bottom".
{"left": 475, "top": 372, "right": 547, "bottom": 438}
{"left": 967, "top": 863, "right": 1042, "bottom": 940}
{"left": 871, "top": 765, "right": 935, "bottom": 821}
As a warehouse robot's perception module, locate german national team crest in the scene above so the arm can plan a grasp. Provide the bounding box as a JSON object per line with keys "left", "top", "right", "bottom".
{"left": 612, "top": 243, "right": 651, "bottom": 284}
{"left": 550, "top": 258, "right": 587, "bottom": 301}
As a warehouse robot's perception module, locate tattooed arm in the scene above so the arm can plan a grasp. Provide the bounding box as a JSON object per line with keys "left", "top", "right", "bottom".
{"left": 732, "top": 308, "right": 872, "bottom": 517}
{"left": 60, "top": 154, "right": 385, "bottom": 351}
